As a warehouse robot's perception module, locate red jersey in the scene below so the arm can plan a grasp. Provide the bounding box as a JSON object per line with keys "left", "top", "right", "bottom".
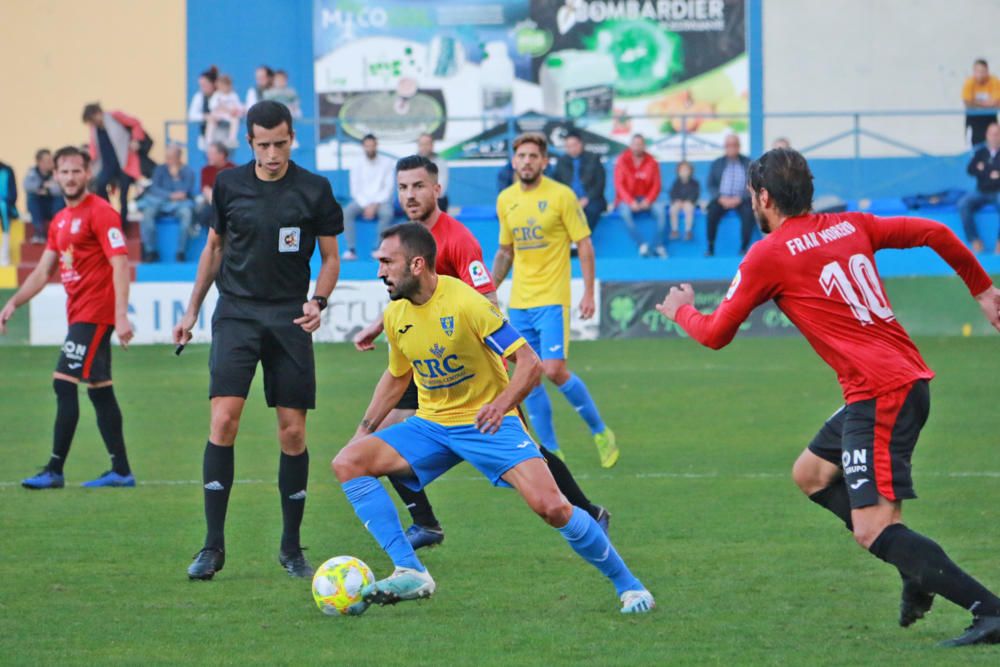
{"left": 46, "top": 194, "right": 128, "bottom": 325}
{"left": 676, "top": 212, "right": 993, "bottom": 403}
{"left": 430, "top": 212, "right": 496, "bottom": 294}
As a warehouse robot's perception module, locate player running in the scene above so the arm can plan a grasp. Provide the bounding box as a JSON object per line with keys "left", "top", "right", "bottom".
{"left": 173, "top": 101, "right": 343, "bottom": 580}
{"left": 492, "top": 133, "right": 618, "bottom": 467}
{"left": 658, "top": 147, "right": 1000, "bottom": 647}
{"left": 2, "top": 146, "right": 136, "bottom": 489}
{"left": 352, "top": 155, "right": 610, "bottom": 550}
{"left": 333, "top": 223, "right": 654, "bottom": 614}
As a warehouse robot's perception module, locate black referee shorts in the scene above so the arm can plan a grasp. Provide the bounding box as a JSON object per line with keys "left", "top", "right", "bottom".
{"left": 209, "top": 296, "right": 316, "bottom": 409}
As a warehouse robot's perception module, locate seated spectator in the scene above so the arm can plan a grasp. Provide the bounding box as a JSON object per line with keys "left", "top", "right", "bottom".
{"left": 958, "top": 121, "right": 1000, "bottom": 254}
{"left": 963, "top": 59, "right": 1000, "bottom": 146}
{"left": 245, "top": 64, "right": 274, "bottom": 109}
{"left": 188, "top": 66, "right": 218, "bottom": 151}
{"left": 23, "top": 149, "right": 64, "bottom": 243}
{"left": 342, "top": 134, "right": 395, "bottom": 260}
{"left": 417, "top": 133, "right": 449, "bottom": 211}
{"left": 138, "top": 145, "right": 197, "bottom": 262}
{"left": 705, "top": 134, "right": 753, "bottom": 256}
{"left": 614, "top": 134, "right": 668, "bottom": 257}
{"left": 195, "top": 141, "right": 236, "bottom": 234}
{"left": 207, "top": 74, "right": 243, "bottom": 148}
{"left": 0, "top": 160, "right": 16, "bottom": 266}
{"left": 668, "top": 160, "right": 699, "bottom": 242}
{"left": 554, "top": 130, "right": 606, "bottom": 232}
{"left": 83, "top": 102, "right": 146, "bottom": 225}
{"left": 263, "top": 69, "right": 301, "bottom": 118}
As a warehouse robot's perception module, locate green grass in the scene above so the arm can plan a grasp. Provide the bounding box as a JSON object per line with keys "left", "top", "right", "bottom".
{"left": 1, "top": 337, "right": 998, "bottom": 665}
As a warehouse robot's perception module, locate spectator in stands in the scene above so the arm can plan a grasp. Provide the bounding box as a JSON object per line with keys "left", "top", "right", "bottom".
{"left": 772, "top": 137, "right": 792, "bottom": 150}
{"left": 341, "top": 134, "right": 395, "bottom": 260}
{"left": 958, "top": 121, "right": 1000, "bottom": 254}
{"left": 497, "top": 158, "right": 516, "bottom": 192}
{"left": 417, "top": 133, "right": 450, "bottom": 211}
{"left": 208, "top": 74, "right": 243, "bottom": 149}
{"left": 138, "top": 145, "right": 197, "bottom": 263}
{"left": 0, "top": 160, "right": 16, "bottom": 265}
{"left": 23, "top": 149, "right": 64, "bottom": 243}
{"left": 668, "top": 160, "right": 699, "bottom": 242}
{"left": 554, "top": 130, "right": 606, "bottom": 232}
{"left": 195, "top": 141, "right": 236, "bottom": 234}
{"left": 188, "top": 66, "right": 218, "bottom": 151}
{"left": 705, "top": 134, "right": 753, "bottom": 256}
{"left": 245, "top": 64, "right": 274, "bottom": 109}
{"left": 962, "top": 59, "right": 1000, "bottom": 146}
{"left": 83, "top": 102, "right": 146, "bottom": 226}
{"left": 263, "top": 69, "right": 301, "bottom": 118}
{"left": 614, "top": 133, "right": 668, "bottom": 257}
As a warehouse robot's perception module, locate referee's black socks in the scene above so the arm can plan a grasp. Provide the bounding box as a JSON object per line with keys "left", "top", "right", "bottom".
{"left": 47, "top": 379, "right": 79, "bottom": 474}
{"left": 869, "top": 523, "right": 1000, "bottom": 616}
{"left": 279, "top": 449, "right": 309, "bottom": 553}
{"left": 203, "top": 441, "right": 234, "bottom": 550}
{"left": 87, "top": 385, "right": 131, "bottom": 476}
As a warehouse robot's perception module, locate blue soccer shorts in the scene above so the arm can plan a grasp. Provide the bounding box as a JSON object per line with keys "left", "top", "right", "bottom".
{"left": 376, "top": 415, "right": 543, "bottom": 491}
{"left": 508, "top": 305, "right": 569, "bottom": 360}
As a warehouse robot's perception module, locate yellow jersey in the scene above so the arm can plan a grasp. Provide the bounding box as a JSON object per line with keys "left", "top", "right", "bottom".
{"left": 384, "top": 275, "right": 526, "bottom": 426}
{"left": 963, "top": 75, "right": 1000, "bottom": 106}
{"left": 497, "top": 176, "right": 591, "bottom": 308}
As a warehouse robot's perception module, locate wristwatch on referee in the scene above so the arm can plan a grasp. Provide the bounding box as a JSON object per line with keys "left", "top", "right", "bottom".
{"left": 311, "top": 295, "right": 328, "bottom": 311}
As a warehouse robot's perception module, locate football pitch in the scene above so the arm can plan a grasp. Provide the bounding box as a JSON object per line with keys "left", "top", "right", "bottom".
{"left": 1, "top": 336, "right": 998, "bottom": 665}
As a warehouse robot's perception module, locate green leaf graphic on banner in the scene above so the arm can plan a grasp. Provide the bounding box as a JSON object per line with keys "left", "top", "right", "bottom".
{"left": 609, "top": 295, "right": 636, "bottom": 331}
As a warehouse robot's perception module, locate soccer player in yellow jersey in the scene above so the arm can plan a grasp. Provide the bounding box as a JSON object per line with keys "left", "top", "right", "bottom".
{"left": 332, "top": 223, "right": 653, "bottom": 614}
{"left": 492, "top": 133, "right": 619, "bottom": 467}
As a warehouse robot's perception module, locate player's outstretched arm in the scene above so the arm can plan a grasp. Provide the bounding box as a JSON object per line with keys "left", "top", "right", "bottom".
{"left": 576, "top": 237, "right": 596, "bottom": 319}
{"left": 658, "top": 271, "right": 769, "bottom": 350}
{"left": 491, "top": 244, "right": 514, "bottom": 289}
{"left": 0, "top": 249, "right": 57, "bottom": 334}
{"left": 109, "top": 255, "right": 134, "bottom": 348}
{"left": 476, "top": 343, "right": 542, "bottom": 434}
{"left": 352, "top": 368, "right": 413, "bottom": 441}
{"left": 173, "top": 229, "right": 224, "bottom": 345}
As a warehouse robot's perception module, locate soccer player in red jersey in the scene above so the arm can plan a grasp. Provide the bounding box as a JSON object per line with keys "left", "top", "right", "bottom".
{"left": 658, "top": 148, "right": 1000, "bottom": 647}
{"left": 352, "top": 155, "right": 609, "bottom": 549}
{"left": 1, "top": 146, "right": 136, "bottom": 489}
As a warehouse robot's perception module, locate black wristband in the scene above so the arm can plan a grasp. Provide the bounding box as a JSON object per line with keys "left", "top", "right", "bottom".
{"left": 311, "top": 295, "right": 328, "bottom": 311}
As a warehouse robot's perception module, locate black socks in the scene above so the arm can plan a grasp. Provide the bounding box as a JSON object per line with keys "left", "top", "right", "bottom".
{"left": 541, "top": 446, "right": 602, "bottom": 521}
{"left": 389, "top": 477, "right": 441, "bottom": 529}
{"left": 48, "top": 379, "right": 79, "bottom": 474}
{"left": 202, "top": 441, "right": 234, "bottom": 550}
{"left": 87, "top": 385, "right": 131, "bottom": 476}
{"left": 869, "top": 523, "right": 1000, "bottom": 617}
{"left": 278, "top": 449, "right": 310, "bottom": 553}
{"left": 808, "top": 482, "right": 853, "bottom": 531}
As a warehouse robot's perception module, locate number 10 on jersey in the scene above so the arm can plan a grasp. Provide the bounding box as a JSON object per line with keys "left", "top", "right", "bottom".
{"left": 820, "top": 254, "right": 895, "bottom": 325}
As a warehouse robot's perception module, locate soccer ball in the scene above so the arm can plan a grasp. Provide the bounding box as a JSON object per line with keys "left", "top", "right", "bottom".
{"left": 311, "top": 556, "right": 375, "bottom": 616}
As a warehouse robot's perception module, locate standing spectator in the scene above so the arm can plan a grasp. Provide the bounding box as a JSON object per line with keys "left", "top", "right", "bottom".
{"left": 341, "top": 134, "right": 395, "bottom": 260}
{"left": 963, "top": 59, "right": 1000, "bottom": 146}
{"left": 188, "top": 66, "right": 218, "bottom": 151}
{"left": 137, "top": 145, "right": 197, "bottom": 263}
{"left": 554, "top": 130, "right": 606, "bottom": 232}
{"left": 705, "top": 134, "right": 753, "bottom": 256}
{"left": 196, "top": 142, "right": 236, "bottom": 234}
{"left": 0, "top": 160, "right": 17, "bottom": 265}
{"left": 614, "top": 134, "right": 667, "bottom": 257}
{"left": 668, "top": 160, "right": 700, "bottom": 242}
{"left": 244, "top": 65, "right": 274, "bottom": 109}
{"left": 417, "top": 133, "right": 449, "bottom": 211}
{"left": 24, "top": 149, "right": 64, "bottom": 243}
{"left": 958, "top": 122, "right": 1000, "bottom": 254}
{"left": 83, "top": 102, "right": 146, "bottom": 226}
{"left": 263, "top": 70, "right": 301, "bottom": 118}
{"left": 208, "top": 74, "right": 243, "bottom": 149}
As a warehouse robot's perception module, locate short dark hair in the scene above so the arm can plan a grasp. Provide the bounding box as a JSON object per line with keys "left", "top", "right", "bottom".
{"left": 747, "top": 148, "right": 813, "bottom": 217}
{"left": 53, "top": 145, "right": 90, "bottom": 169}
{"left": 381, "top": 222, "right": 437, "bottom": 268}
{"left": 975, "top": 58, "right": 989, "bottom": 68}
{"left": 631, "top": 133, "right": 646, "bottom": 142}
{"left": 245, "top": 100, "right": 293, "bottom": 138}
{"left": 35, "top": 148, "right": 51, "bottom": 162}
{"left": 81, "top": 103, "right": 102, "bottom": 123}
{"left": 564, "top": 129, "right": 583, "bottom": 142}
{"left": 210, "top": 141, "right": 230, "bottom": 158}
{"left": 395, "top": 154, "right": 438, "bottom": 179}
{"left": 362, "top": 133, "right": 377, "bottom": 143}
{"left": 512, "top": 132, "right": 547, "bottom": 154}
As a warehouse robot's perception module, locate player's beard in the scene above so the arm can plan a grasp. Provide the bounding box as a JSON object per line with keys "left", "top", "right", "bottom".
{"left": 405, "top": 198, "right": 435, "bottom": 223}
{"left": 518, "top": 167, "right": 541, "bottom": 185}
{"left": 385, "top": 269, "right": 419, "bottom": 301}
{"left": 754, "top": 209, "right": 772, "bottom": 235}
{"left": 60, "top": 182, "right": 87, "bottom": 202}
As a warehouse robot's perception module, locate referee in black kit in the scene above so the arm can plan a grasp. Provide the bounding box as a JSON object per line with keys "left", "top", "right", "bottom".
{"left": 173, "top": 101, "right": 343, "bottom": 580}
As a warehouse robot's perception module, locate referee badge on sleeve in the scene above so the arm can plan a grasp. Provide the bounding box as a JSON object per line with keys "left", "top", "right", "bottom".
{"left": 279, "top": 227, "right": 301, "bottom": 252}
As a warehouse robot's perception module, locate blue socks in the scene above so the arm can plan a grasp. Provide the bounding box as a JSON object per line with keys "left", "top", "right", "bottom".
{"left": 342, "top": 476, "right": 424, "bottom": 572}
{"left": 524, "top": 384, "right": 559, "bottom": 452}
{"left": 558, "top": 374, "right": 606, "bottom": 435}
{"left": 558, "top": 506, "right": 643, "bottom": 595}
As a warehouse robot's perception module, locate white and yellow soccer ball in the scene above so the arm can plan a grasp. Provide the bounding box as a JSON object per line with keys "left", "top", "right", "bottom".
{"left": 312, "top": 556, "right": 375, "bottom": 616}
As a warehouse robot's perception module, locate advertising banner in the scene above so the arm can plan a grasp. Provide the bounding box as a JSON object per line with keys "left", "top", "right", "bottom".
{"left": 313, "top": 0, "right": 748, "bottom": 166}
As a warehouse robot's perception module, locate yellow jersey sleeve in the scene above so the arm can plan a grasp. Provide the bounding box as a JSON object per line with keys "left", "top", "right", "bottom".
{"left": 383, "top": 307, "right": 411, "bottom": 377}
{"left": 562, "top": 188, "right": 592, "bottom": 243}
{"left": 464, "top": 292, "right": 526, "bottom": 358}
{"left": 963, "top": 77, "right": 975, "bottom": 104}
{"left": 497, "top": 188, "right": 514, "bottom": 245}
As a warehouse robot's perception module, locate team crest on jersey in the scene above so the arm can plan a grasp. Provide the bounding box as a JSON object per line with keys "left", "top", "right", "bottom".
{"left": 278, "top": 227, "right": 301, "bottom": 252}
{"left": 537, "top": 200, "right": 548, "bottom": 212}
{"left": 440, "top": 316, "right": 455, "bottom": 337}
{"left": 70, "top": 218, "right": 82, "bottom": 234}
{"left": 430, "top": 343, "right": 446, "bottom": 358}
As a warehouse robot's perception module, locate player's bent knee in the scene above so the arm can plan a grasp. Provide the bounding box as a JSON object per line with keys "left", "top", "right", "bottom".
{"left": 332, "top": 448, "right": 368, "bottom": 483}
{"left": 542, "top": 361, "right": 569, "bottom": 384}
{"left": 531, "top": 494, "right": 573, "bottom": 527}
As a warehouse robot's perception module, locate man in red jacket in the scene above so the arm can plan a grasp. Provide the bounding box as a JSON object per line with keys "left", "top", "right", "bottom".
{"left": 658, "top": 147, "right": 1000, "bottom": 648}
{"left": 83, "top": 103, "right": 147, "bottom": 225}
{"left": 613, "top": 134, "right": 668, "bottom": 257}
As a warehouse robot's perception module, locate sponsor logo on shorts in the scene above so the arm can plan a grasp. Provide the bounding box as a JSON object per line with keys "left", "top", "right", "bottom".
{"left": 67, "top": 363, "right": 82, "bottom": 370}
{"left": 849, "top": 479, "right": 870, "bottom": 490}
{"left": 61, "top": 340, "right": 87, "bottom": 362}
{"left": 440, "top": 316, "right": 455, "bottom": 337}
{"left": 107, "top": 227, "right": 126, "bottom": 249}
{"left": 842, "top": 449, "right": 868, "bottom": 475}
{"left": 278, "top": 227, "right": 301, "bottom": 252}
{"left": 468, "top": 260, "right": 491, "bottom": 287}
{"left": 548, "top": 344, "right": 562, "bottom": 352}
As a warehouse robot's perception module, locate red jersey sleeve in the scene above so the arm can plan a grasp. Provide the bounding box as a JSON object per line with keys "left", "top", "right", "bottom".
{"left": 863, "top": 214, "right": 993, "bottom": 296}
{"left": 92, "top": 206, "right": 129, "bottom": 259}
{"left": 449, "top": 231, "right": 496, "bottom": 294}
{"left": 675, "top": 244, "right": 780, "bottom": 349}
